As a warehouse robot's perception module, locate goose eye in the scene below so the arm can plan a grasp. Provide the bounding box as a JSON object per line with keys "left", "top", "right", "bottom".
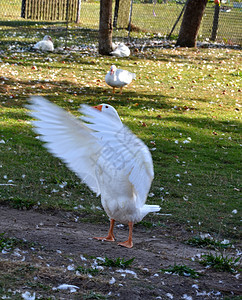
{"left": 105, "top": 105, "right": 108, "bottom": 108}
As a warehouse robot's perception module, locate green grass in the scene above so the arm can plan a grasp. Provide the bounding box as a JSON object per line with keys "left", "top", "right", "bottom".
{"left": 199, "top": 253, "right": 241, "bottom": 273}
{"left": 0, "top": 232, "right": 38, "bottom": 251}
{"left": 0, "top": 233, "right": 19, "bottom": 251}
{"left": 0, "top": 40, "right": 241, "bottom": 242}
{"left": 185, "top": 235, "right": 232, "bottom": 250}
{"left": 98, "top": 257, "right": 135, "bottom": 269}
{"left": 76, "top": 266, "right": 100, "bottom": 276}
{"left": 160, "top": 264, "right": 201, "bottom": 278}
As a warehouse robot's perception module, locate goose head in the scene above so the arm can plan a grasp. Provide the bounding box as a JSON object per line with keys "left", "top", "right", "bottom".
{"left": 93, "top": 103, "right": 121, "bottom": 122}
{"left": 109, "top": 65, "right": 117, "bottom": 75}
{"left": 43, "top": 35, "right": 52, "bottom": 41}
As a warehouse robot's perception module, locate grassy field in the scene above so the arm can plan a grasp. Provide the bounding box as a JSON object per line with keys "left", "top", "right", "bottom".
{"left": 0, "top": 40, "right": 241, "bottom": 240}
{"left": 0, "top": 26, "right": 241, "bottom": 299}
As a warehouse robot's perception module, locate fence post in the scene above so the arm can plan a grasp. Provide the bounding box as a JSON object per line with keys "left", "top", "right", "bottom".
{"left": 128, "top": 0, "right": 133, "bottom": 38}
{"left": 21, "top": 0, "right": 26, "bottom": 18}
{"left": 65, "top": 0, "right": 70, "bottom": 49}
{"left": 113, "top": 0, "right": 120, "bottom": 28}
{"left": 76, "top": 0, "right": 81, "bottom": 23}
{"left": 167, "top": 0, "right": 188, "bottom": 39}
{"left": 211, "top": 3, "right": 220, "bottom": 41}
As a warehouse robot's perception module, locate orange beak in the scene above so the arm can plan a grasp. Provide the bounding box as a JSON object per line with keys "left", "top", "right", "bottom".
{"left": 93, "top": 105, "right": 102, "bottom": 111}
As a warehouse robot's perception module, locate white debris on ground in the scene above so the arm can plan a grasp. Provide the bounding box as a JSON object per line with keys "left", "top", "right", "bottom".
{"left": 116, "top": 269, "right": 138, "bottom": 279}
{"left": 0, "top": 33, "right": 240, "bottom": 59}
{"left": 21, "top": 291, "right": 36, "bottom": 300}
{"left": 53, "top": 284, "right": 79, "bottom": 293}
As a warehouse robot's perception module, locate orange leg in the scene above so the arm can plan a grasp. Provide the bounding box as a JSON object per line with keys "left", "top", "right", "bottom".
{"left": 119, "top": 86, "right": 123, "bottom": 94}
{"left": 112, "top": 87, "right": 115, "bottom": 94}
{"left": 94, "top": 219, "right": 115, "bottom": 242}
{"left": 118, "top": 222, "right": 133, "bottom": 248}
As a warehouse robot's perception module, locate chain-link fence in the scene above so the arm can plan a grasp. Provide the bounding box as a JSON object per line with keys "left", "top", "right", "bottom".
{"left": 0, "top": 0, "right": 241, "bottom": 50}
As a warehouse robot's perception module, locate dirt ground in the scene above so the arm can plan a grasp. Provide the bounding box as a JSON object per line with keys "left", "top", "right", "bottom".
{"left": 0, "top": 205, "right": 241, "bottom": 299}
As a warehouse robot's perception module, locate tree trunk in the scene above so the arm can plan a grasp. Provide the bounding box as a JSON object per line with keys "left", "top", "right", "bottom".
{"left": 99, "top": 0, "right": 113, "bottom": 55}
{"left": 176, "top": 0, "right": 208, "bottom": 47}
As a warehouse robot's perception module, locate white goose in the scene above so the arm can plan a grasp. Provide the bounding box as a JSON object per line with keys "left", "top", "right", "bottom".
{"left": 111, "top": 42, "right": 130, "bottom": 57}
{"left": 105, "top": 65, "right": 136, "bottom": 94}
{"left": 27, "top": 97, "right": 160, "bottom": 248}
{"left": 33, "top": 35, "right": 54, "bottom": 52}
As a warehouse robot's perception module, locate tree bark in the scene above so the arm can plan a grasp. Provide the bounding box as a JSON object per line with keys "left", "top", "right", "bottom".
{"left": 176, "top": 0, "right": 208, "bottom": 47}
{"left": 99, "top": 0, "right": 113, "bottom": 55}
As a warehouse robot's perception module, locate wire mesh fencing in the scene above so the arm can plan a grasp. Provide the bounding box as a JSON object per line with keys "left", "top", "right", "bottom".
{"left": 0, "top": 0, "right": 241, "bottom": 51}
{"left": 202, "top": 4, "right": 242, "bottom": 44}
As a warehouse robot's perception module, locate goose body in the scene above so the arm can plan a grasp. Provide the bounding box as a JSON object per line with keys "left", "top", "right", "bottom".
{"left": 111, "top": 42, "right": 130, "bottom": 57}
{"left": 27, "top": 97, "right": 160, "bottom": 248}
{"left": 105, "top": 65, "right": 136, "bottom": 94}
{"left": 33, "top": 35, "right": 54, "bottom": 52}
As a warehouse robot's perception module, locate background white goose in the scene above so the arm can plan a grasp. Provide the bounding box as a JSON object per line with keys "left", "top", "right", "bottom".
{"left": 27, "top": 97, "right": 160, "bottom": 248}
{"left": 111, "top": 42, "right": 130, "bottom": 57}
{"left": 33, "top": 35, "right": 54, "bottom": 52}
{"left": 105, "top": 65, "right": 136, "bottom": 94}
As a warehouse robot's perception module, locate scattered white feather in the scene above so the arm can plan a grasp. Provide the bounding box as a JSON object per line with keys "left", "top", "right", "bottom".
{"left": 116, "top": 269, "right": 138, "bottom": 278}
{"left": 183, "top": 137, "right": 191, "bottom": 144}
{"left": 109, "top": 277, "right": 116, "bottom": 284}
{"left": 67, "top": 264, "right": 75, "bottom": 271}
{"left": 182, "top": 294, "right": 193, "bottom": 300}
{"left": 221, "top": 239, "right": 230, "bottom": 244}
{"left": 21, "top": 291, "right": 36, "bottom": 300}
{"left": 53, "top": 284, "right": 79, "bottom": 293}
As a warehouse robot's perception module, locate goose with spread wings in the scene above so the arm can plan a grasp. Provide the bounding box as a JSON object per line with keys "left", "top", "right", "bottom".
{"left": 27, "top": 97, "right": 160, "bottom": 248}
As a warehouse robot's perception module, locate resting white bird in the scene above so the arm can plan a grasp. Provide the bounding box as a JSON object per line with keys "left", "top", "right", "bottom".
{"left": 105, "top": 65, "right": 136, "bottom": 94}
{"left": 33, "top": 35, "right": 54, "bottom": 52}
{"left": 111, "top": 42, "right": 130, "bottom": 57}
{"left": 27, "top": 97, "right": 160, "bottom": 248}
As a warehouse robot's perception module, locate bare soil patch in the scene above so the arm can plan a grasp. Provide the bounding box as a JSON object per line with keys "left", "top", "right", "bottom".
{"left": 0, "top": 205, "right": 241, "bottom": 299}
